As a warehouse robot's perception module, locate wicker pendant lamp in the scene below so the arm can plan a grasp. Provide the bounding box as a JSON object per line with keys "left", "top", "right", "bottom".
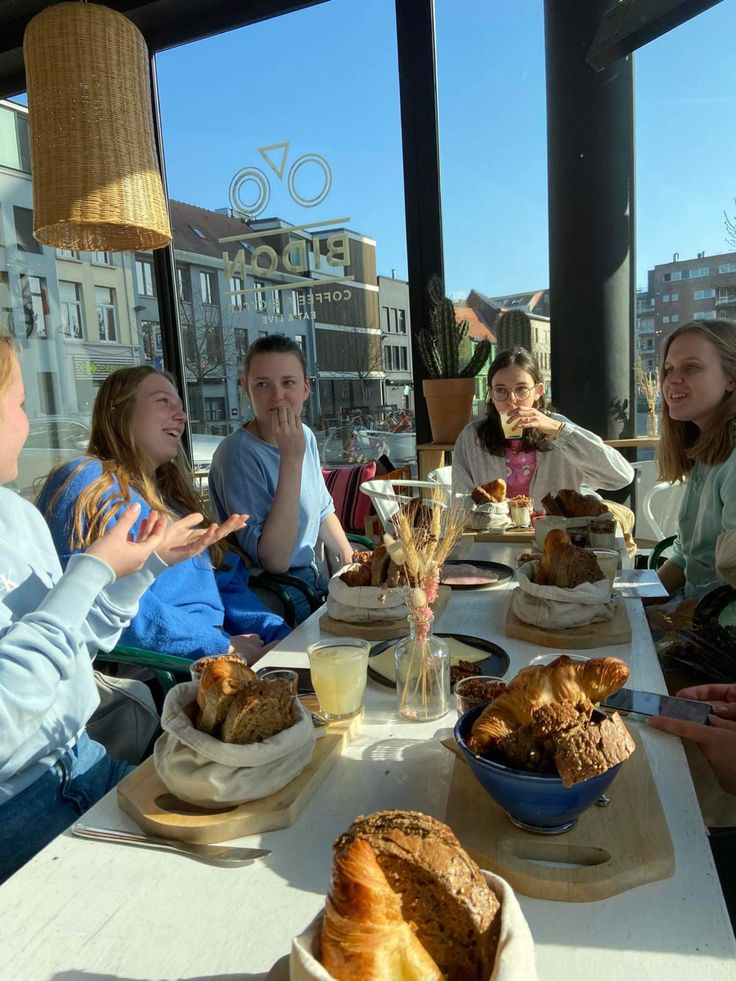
{"left": 23, "top": 1, "right": 172, "bottom": 252}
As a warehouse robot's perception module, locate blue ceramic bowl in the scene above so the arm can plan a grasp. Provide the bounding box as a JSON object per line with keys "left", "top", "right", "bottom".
{"left": 454, "top": 704, "right": 623, "bottom": 833}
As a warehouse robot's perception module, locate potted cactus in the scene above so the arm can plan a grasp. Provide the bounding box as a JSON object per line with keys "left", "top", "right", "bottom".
{"left": 418, "top": 276, "right": 492, "bottom": 442}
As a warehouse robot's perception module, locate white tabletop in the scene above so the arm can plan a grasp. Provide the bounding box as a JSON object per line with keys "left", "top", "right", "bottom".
{"left": 1, "top": 541, "right": 734, "bottom": 981}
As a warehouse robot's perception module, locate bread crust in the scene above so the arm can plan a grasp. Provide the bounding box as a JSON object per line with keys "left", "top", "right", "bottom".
{"left": 335, "top": 810, "right": 500, "bottom": 981}
{"left": 471, "top": 478, "right": 507, "bottom": 505}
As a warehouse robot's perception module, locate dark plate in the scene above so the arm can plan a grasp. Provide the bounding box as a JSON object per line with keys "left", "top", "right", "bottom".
{"left": 440, "top": 559, "right": 514, "bottom": 590}
{"left": 367, "top": 633, "right": 510, "bottom": 690}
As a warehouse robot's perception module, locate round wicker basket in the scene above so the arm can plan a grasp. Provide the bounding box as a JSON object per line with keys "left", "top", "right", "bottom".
{"left": 23, "top": 2, "right": 172, "bottom": 252}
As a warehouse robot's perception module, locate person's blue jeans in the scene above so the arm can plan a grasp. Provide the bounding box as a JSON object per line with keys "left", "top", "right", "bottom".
{"left": 0, "top": 733, "right": 133, "bottom": 885}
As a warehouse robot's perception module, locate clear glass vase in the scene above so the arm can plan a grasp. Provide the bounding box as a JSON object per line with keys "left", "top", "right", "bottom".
{"left": 646, "top": 412, "right": 659, "bottom": 437}
{"left": 394, "top": 609, "right": 450, "bottom": 721}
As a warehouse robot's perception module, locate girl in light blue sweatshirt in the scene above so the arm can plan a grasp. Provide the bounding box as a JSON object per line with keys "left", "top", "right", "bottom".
{"left": 0, "top": 335, "right": 246, "bottom": 883}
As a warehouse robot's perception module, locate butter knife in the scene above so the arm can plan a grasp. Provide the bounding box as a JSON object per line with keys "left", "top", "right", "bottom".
{"left": 71, "top": 824, "right": 271, "bottom": 864}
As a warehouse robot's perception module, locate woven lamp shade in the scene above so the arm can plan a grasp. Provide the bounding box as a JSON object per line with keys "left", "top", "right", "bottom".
{"left": 23, "top": 2, "right": 172, "bottom": 252}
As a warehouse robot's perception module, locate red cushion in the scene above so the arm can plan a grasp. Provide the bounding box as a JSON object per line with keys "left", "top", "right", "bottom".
{"left": 322, "top": 461, "right": 377, "bottom": 533}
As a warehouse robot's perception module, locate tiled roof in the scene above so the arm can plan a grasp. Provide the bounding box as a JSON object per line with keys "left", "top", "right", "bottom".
{"left": 169, "top": 200, "right": 286, "bottom": 261}
{"left": 455, "top": 305, "right": 496, "bottom": 343}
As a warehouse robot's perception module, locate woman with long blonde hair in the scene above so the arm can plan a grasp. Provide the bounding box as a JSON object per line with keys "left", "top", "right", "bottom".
{"left": 0, "top": 337, "right": 243, "bottom": 883}
{"left": 39, "top": 366, "right": 289, "bottom": 662}
{"left": 654, "top": 319, "right": 736, "bottom": 598}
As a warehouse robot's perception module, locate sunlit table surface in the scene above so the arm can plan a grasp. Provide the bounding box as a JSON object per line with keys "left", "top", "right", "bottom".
{"left": 1, "top": 542, "right": 734, "bottom": 981}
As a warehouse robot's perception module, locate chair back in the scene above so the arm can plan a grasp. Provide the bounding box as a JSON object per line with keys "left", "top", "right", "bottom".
{"left": 642, "top": 479, "right": 687, "bottom": 541}
{"left": 427, "top": 465, "right": 452, "bottom": 487}
{"left": 360, "top": 478, "right": 450, "bottom": 534}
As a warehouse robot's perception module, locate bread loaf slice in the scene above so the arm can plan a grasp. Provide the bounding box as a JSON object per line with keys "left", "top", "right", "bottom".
{"left": 335, "top": 810, "right": 500, "bottom": 981}
{"left": 554, "top": 712, "right": 635, "bottom": 787}
{"left": 220, "top": 679, "right": 295, "bottom": 744}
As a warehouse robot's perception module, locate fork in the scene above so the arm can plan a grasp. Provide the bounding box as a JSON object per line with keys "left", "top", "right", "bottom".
{"left": 71, "top": 824, "right": 271, "bottom": 865}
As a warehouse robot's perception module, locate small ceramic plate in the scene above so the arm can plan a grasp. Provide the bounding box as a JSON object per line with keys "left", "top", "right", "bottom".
{"left": 367, "top": 633, "right": 510, "bottom": 689}
{"left": 440, "top": 559, "right": 514, "bottom": 590}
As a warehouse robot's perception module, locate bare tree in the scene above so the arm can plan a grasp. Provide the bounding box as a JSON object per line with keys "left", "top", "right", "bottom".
{"left": 177, "top": 294, "right": 242, "bottom": 433}
{"left": 634, "top": 356, "right": 659, "bottom": 417}
{"left": 725, "top": 198, "right": 736, "bottom": 248}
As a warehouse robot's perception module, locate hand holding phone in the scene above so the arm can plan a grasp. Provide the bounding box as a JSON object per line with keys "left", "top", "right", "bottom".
{"left": 602, "top": 688, "right": 713, "bottom": 726}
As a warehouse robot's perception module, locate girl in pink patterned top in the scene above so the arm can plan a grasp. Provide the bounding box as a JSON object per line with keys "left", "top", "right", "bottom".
{"left": 451, "top": 347, "right": 634, "bottom": 508}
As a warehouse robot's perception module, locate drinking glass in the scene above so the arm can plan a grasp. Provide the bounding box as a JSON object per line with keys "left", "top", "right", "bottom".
{"left": 306, "top": 638, "right": 370, "bottom": 721}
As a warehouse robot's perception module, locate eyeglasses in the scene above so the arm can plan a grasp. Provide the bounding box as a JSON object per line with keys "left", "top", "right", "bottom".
{"left": 491, "top": 385, "right": 533, "bottom": 402}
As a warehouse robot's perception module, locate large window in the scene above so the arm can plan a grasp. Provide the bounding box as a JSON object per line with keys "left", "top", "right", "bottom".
{"left": 21, "top": 275, "right": 48, "bottom": 338}
{"left": 14, "top": 206, "right": 42, "bottom": 253}
{"left": 200, "top": 270, "right": 217, "bottom": 306}
{"left": 59, "top": 281, "right": 84, "bottom": 339}
{"left": 95, "top": 286, "right": 118, "bottom": 342}
{"left": 136, "top": 257, "right": 156, "bottom": 297}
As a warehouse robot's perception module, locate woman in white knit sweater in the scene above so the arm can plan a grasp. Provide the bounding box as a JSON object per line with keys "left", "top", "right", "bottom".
{"left": 451, "top": 347, "right": 634, "bottom": 508}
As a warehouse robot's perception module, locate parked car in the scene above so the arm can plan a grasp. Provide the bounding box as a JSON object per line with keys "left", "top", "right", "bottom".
{"left": 12, "top": 418, "right": 225, "bottom": 501}
{"left": 190, "top": 433, "right": 225, "bottom": 473}
{"left": 14, "top": 416, "right": 91, "bottom": 500}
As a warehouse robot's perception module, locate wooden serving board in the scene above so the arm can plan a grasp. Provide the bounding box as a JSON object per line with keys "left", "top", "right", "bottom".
{"left": 321, "top": 585, "right": 450, "bottom": 640}
{"left": 116, "top": 708, "right": 362, "bottom": 844}
{"left": 504, "top": 595, "right": 631, "bottom": 649}
{"left": 475, "top": 527, "right": 535, "bottom": 543}
{"left": 443, "top": 726, "right": 674, "bottom": 901}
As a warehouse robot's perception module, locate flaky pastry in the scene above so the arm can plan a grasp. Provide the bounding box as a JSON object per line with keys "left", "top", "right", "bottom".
{"left": 320, "top": 838, "right": 443, "bottom": 981}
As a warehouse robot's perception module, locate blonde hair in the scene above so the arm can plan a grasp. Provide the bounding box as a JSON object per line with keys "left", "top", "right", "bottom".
{"left": 0, "top": 332, "right": 19, "bottom": 400}
{"left": 43, "top": 365, "right": 225, "bottom": 564}
{"left": 656, "top": 320, "right": 736, "bottom": 482}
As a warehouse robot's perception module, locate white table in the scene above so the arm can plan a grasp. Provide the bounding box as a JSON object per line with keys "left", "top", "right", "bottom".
{"left": 1, "top": 542, "right": 734, "bottom": 981}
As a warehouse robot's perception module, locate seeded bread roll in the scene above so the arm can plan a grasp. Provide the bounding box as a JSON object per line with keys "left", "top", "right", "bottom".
{"left": 371, "top": 544, "right": 391, "bottom": 587}
{"left": 554, "top": 711, "right": 635, "bottom": 787}
{"left": 471, "top": 479, "right": 507, "bottom": 506}
{"left": 335, "top": 810, "right": 500, "bottom": 981}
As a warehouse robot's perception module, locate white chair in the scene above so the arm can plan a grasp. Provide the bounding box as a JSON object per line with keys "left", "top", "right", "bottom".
{"left": 360, "top": 478, "right": 450, "bottom": 534}
{"left": 642, "top": 479, "right": 686, "bottom": 542}
{"left": 427, "top": 465, "right": 452, "bottom": 487}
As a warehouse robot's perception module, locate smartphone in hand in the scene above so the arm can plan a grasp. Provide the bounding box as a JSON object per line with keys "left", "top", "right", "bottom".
{"left": 602, "top": 688, "right": 713, "bottom": 726}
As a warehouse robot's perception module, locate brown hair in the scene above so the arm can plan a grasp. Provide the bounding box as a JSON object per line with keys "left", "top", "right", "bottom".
{"left": 243, "top": 333, "right": 307, "bottom": 381}
{"left": 656, "top": 320, "right": 736, "bottom": 482}
{"left": 42, "top": 365, "right": 223, "bottom": 564}
{"left": 476, "top": 346, "right": 553, "bottom": 456}
{"left": 0, "top": 332, "right": 19, "bottom": 400}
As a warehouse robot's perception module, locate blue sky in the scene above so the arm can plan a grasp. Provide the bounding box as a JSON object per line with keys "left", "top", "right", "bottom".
{"left": 157, "top": 0, "right": 735, "bottom": 298}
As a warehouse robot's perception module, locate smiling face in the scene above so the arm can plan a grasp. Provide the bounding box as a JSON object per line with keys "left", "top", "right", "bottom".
{"left": 245, "top": 351, "right": 309, "bottom": 426}
{"left": 489, "top": 365, "right": 544, "bottom": 414}
{"left": 131, "top": 373, "right": 187, "bottom": 471}
{"left": 662, "top": 333, "right": 736, "bottom": 430}
{"left": 0, "top": 356, "right": 30, "bottom": 485}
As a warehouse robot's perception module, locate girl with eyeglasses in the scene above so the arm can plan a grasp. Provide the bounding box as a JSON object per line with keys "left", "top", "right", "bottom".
{"left": 451, "top": 347, "right": 634, "bottom": 511}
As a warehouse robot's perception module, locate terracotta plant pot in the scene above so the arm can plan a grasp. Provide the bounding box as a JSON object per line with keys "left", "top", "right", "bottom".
{"left": 422, "top": 377, "right": 477, "bottom": 443}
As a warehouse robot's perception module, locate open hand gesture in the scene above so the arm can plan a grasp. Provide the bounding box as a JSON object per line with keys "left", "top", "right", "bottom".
{"left": 152, "top": 512, "right": 249, "bottom": 566}
{"left": 86, "top": 504, "right": 167, "bottom": 578}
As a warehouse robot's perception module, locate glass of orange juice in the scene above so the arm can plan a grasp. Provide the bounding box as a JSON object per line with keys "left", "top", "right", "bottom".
{"left": 306, "top": 638, "right": 370, "bottom": 720}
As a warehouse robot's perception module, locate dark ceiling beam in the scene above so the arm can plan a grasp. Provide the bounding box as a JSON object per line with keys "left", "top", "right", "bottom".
{"left": 0, "top": 0, "right": 327, "bottom": 98}
{"left": 587, "top": 0, "right": 723, "bottom": 70}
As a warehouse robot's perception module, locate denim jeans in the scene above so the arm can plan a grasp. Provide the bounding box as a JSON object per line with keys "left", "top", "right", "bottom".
{"left": 0, "top": 733, "right": 133, "bottom": 885}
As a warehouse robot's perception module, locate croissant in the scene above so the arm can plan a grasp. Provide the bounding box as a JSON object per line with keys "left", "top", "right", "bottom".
{"left": 471, "top": 478, "right": 507, "bottom": 505}
{"left": 320, "top": 838, "right": 443, "bottom": 981}
{"left": 468, "top": 655, "right": 629, "bottom": 753}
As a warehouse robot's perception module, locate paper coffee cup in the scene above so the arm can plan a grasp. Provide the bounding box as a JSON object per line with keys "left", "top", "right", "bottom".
{"left": 500, "top": 411, "right": 522, "bottom": 439}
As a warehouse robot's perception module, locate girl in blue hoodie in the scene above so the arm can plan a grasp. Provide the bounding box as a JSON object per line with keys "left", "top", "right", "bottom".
{"left": 0, "top": 335, "right": 246, "bottom": 883}
{"left": 39, "top": 366, "right": 290, "bottom": 663}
